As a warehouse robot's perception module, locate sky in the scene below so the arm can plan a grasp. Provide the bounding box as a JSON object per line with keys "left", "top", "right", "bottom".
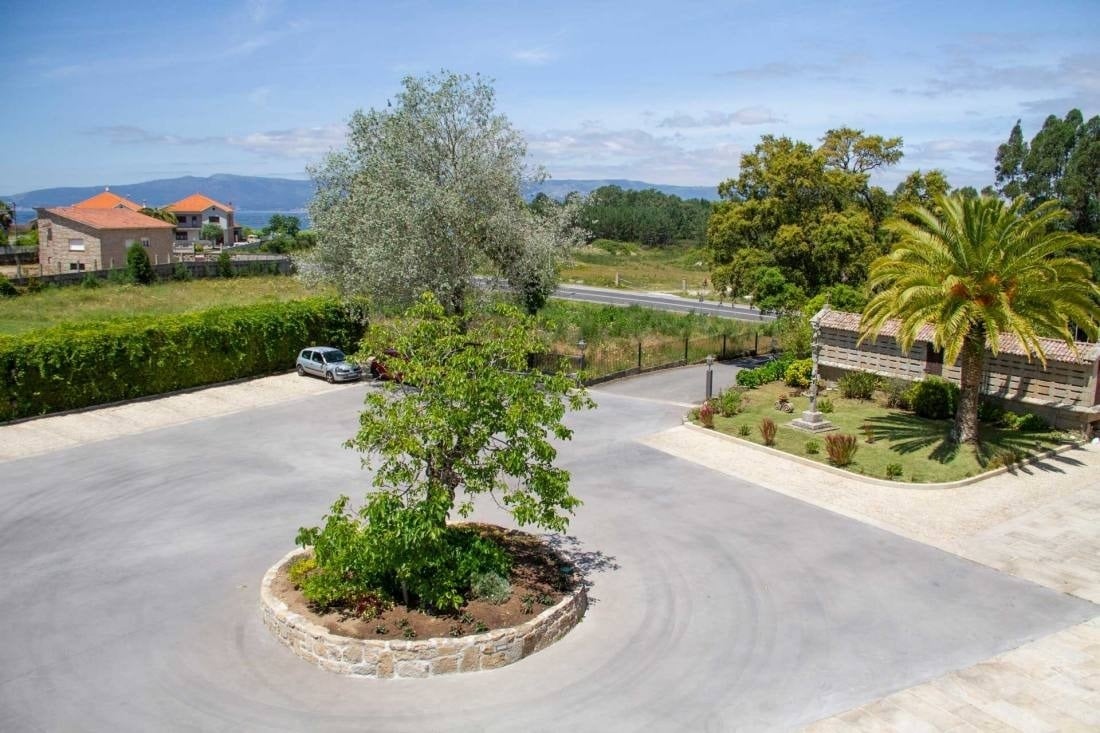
{"left": 3, "top": 0, "right": 1099, "bottom": 194}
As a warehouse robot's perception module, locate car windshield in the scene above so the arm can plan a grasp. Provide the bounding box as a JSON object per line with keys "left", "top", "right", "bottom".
{"left": 322, "top": 351, "right": 346, "bottom": 362}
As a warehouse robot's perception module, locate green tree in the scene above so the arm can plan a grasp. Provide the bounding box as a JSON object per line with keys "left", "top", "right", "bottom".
{"left": 138, "top": 207, "right": 178, "bottom": 225}
{"left": 265, "top": 214, "right": 301, "bottom": 237}
{"left": 125, "top": 242, "right": 155, "bottom": 285}
{"left": 861, "top": 194, "right": 1100, "bottom": 444}
{"left": 200, "top": 223, "right": 223, "bottom": 244}
{"left": 994, "top": 120, "right": 1028, "bottom": 199}
{"left": 216, "top": 250, "right": 233, "bottom": 278}
{"left": 893, "top": 169, "right": 951, "bottom": 207}
{"left": 308, "top": 71, "right": 585, "bottom": 316}
{"left": 298, "top": 294, "right": 594, "bottom": 609}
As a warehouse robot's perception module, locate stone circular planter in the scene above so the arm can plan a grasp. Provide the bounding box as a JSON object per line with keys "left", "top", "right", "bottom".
{"left": 261, "top": 548, "right": 587, "bottom": 678}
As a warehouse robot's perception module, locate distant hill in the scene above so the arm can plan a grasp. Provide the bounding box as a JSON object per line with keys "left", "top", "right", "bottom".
{"left": 4, "top": 174, "right": 719, "bottom": 213}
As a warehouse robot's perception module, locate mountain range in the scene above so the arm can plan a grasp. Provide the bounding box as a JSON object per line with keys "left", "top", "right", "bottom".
{"left": 4, "top": 174, "right": 719, "bottom": 212}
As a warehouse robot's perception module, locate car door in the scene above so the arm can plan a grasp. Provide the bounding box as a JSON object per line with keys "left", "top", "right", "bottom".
{"left": 310, "top": 351, "right": 325, "bottom": 376}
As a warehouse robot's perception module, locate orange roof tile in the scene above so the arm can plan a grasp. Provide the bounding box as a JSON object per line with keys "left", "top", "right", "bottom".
{"left": 42, "top": 207, "right": 175, "bottom": 231}
{"left": 818, "top": 308, "right": 1100, "bottom": 365}
{"left": 165, "top": 193, "right": 234, "bottom": 213}
{"left": 73, "top": 191, "right": 143, "bottom": 211}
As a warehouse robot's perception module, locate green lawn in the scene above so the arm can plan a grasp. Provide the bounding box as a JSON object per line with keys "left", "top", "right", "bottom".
{"left": 0, "top": 276, "right": 320, "bottom": 336}
{"left": 707, "top": 382, "right": 1073, "bottom": 483}
{"left": 560, "top": 240, "right": 714, "bottom": 293}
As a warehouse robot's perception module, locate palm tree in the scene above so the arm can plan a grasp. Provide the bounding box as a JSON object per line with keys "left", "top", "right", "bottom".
{"left": 139, "top": 207, "right": 178, "bottom": 225}
{"left": 860, "top": 194, "right": 1100, "bottom": 444}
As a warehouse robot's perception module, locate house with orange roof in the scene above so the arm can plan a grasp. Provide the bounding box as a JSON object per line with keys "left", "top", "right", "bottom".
{"left": 72, "top": 189, "right": 143, "bottom": 212}
{"left": 36, "top": 206, "right": 175, "bottom": 273}
{"left": 165, "top": 193, "right": 240, "bottom": 245}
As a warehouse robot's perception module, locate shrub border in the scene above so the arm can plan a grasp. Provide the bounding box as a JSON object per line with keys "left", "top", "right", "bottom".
{"left": 261, "top": 547, "right": 588, "bottom": 678}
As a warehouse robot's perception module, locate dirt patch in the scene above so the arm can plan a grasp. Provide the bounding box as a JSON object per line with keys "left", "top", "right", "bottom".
{"left": 271, "top": 524, "right": 577, "bottom": 641}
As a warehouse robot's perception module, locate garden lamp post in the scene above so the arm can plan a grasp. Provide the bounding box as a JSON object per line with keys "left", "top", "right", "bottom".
{"left": 578, "top": 339, "right": 587, "bottom": 372}
{"left": 705, "top": 354, "right": 715, "bottom": 401}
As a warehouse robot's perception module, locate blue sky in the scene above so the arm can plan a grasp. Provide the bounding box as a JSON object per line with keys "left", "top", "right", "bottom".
{"left": 3, "top": 0, "right": 1098, "bottom": 194}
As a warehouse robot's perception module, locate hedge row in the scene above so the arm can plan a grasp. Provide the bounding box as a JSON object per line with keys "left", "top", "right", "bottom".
{"left": 0, "top": 297, "right": 366, "bottom": 421}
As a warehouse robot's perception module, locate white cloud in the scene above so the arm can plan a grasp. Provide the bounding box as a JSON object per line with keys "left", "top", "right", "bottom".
{"left": 658, "top": 107, "right": 784, "bottom": 128}
{"left": 513, "top": 48, "right": 554, "bottom": 65}
{"left": 87, "top": 123, "right": 346, "bottom": 159}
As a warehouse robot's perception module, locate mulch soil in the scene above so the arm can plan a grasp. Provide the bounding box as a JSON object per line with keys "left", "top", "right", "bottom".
{"left": 272, "top": 523, "right": 576, "bottom": 641}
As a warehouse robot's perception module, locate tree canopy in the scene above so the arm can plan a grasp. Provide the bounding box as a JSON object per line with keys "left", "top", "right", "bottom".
{"left": 575, "top": 185, "right": 711, "bottom": 245}
{"left": 307, "top": 71, "right": 585, "bottom": 315}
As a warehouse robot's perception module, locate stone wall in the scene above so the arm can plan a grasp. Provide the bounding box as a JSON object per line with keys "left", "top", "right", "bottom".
{"left": 260, "top": 548, "right": 588, "bottom": 678}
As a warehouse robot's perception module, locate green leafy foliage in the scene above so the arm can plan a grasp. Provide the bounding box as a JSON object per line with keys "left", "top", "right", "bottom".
{"left": 804, "top": 439, "right": 821, "bottom": 455}
{"left": 171, "top": 263, "right": 192, "bottom": 281}
{"left": 736, "top": 354, "right": 794, "bottom": 388}
{"left": 217, "top": 250, "right": 233, "bottom": 278}
{"left": 838, "top": 371, "right": 880, "bottom": 400}
{"left": 80, "top": 273, "right": 101, "bottom": 289}
{"left": 0, "top": 274, "right": 17, "bottom": 298}
{"left": 712, "top": 388, "right": 743, "bottom": 417}
{"left": 885, "top": 463, "right": 903, "bottom": 479}
{"left": 880, "top": 378, "right": 913, "bottom": 409}
{"left": 817, "top": 397, "right": 834, "bottom": 413}
{"left": 470, "top": 571, "right": 512, "bottom": 604}
{"left": 824, "top": 433, "right": 859, "bottom": 466}
{"left": 577, "top": 185, "right": 711, "bottom": 246}
{"left": 908, "top": 377, "right": 959, "bottom": 420}
{"left": 784, "top": 358, "right": 813, "bottom": 388}
{"left": 0, "top": 297, "right": 364, "bottom": 421}
{"left": 126, "top": 243, "right": 155, "bottom": 285}
{"left": 738, "top": 423, "right": 752, "bottom": 437}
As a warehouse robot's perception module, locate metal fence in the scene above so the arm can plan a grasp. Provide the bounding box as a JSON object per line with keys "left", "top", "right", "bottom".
{"left": 532, "top": 331, "right": 781, "bottom": 384}
{"left": 5, "top": 255, "right": 292, "bottom": 288}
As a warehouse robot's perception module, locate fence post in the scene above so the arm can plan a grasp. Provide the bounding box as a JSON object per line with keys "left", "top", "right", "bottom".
{"left": 683, "top": 336, "right": 689, "bottom": 362}
{"left": 637, "top": 341, "right": 642, "bottom": 370}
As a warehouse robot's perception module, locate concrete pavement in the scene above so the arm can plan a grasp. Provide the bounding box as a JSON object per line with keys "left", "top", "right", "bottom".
{"left": 0, "top": 366, "right": 1096, "bottom": 731}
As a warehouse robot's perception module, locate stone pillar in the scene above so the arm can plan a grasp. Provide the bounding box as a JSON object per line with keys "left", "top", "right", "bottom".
{"left": 791, "top": 305, "right": 837, "bottom": 433}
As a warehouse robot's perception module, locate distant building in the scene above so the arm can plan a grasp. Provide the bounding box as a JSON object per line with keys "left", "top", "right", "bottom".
{"left": 816, "top": 308, "right": 1100, "bottom": 433}
{"left": 72, "top": 189, "right": 143, "bottom": 211}
{"left": 36, "top": 207, "right": 175, "bottom": 273}
{"left": 165, "top": 193, "right": 240, "bottom": 244}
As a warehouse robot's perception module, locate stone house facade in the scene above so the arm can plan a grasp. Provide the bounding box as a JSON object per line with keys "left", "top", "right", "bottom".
{"left": 815, "top": 308, "right": 1100, "bottom": 433}
{"left": 166, "top": 193, "right": 240, "bottom": 244}
{"left": 36, "top": 207, "right": 175, "bottom": 274}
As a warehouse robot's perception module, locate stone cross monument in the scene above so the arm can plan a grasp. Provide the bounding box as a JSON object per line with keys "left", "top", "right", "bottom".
{"left": 791, "top": 305, "right": 836, "bottom": 433}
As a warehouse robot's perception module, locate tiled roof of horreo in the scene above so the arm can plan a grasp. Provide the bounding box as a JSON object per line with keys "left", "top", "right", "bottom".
{"left": 817, "top": 308, "right": 1100, "bottom": 366}
{"left": 165, "top": 193, "right": 234, "bottom": 213}
{"left": 41, "top": 207, "right": 175, "bottom": 231}
{"left": 72, "top": 191, "right": 143, "bottom": 211}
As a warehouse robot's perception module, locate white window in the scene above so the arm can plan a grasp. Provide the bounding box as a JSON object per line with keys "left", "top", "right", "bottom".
{"left": 68, "top": 238, "right": 85, "bottom": 252}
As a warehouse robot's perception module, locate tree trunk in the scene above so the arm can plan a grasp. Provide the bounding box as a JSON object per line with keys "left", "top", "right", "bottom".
{"left": 952, "top": 335, "right": 985, "bottom": 444}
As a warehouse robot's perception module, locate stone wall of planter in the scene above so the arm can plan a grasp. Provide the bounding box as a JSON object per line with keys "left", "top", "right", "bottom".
{"left": 260, "top": 548, "right": 588, "bottom": 678}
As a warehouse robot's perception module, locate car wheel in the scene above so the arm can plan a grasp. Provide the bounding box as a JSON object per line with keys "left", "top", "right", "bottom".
{"left": 296, "top": 365, "right": 305, "bottom": 376}
{"left": 325, "top": 371, "right": 335, "bottom": 384}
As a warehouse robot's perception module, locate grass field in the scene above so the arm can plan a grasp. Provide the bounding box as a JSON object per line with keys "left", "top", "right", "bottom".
{"left": 560, "top": 239, "right": 714, "bottom": 293}
{"left": 0, "top": 276, "right": 320, "bottom": 335}
{"left": 706, "top": 381, "right": 1072, "bottom": 483}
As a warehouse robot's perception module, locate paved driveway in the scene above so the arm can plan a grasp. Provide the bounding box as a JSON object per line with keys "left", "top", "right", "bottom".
{"left": 0, "top": 368, "right": 1094, "bottom": 731}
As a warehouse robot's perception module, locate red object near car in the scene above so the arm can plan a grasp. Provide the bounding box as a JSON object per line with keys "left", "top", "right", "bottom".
{"left": 369, "top": 349, "right": 404, "bottom": 381}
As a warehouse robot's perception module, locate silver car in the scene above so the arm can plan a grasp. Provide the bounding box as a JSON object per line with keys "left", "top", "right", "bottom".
{"left": 295, "top": 346, "right": 362, "bottom": 383}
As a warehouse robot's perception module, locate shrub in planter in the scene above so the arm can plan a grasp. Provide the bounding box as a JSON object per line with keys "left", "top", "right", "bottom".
{"left": 784, "top": 358, "right": 813, "bottom": 389}
{"left": 759, "top": 416, "right": 777, "bottom": 445}
{"left": 699, "top": 401, "right": 715, "bottom": 428}
{"left": 824, "top": 433, "right": 858, "bottom": 466}
{"left": 881, "top": 378, "right": 913, "bottom": 409}
{"left": 712, "top": 389, "right": 743, "bottom": 417}
{"left": 838, "top": 371, "right": 880, "bottom": 400}
{"left": 909, "top": 377, "right": 958, "bottom": 420}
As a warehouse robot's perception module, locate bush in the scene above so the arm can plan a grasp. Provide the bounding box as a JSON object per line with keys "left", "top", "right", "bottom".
{"left": 881, "top": 378, "right": 913, "bottom": 409}
{"left": 698, "top": 401, "right": 715, "bottom": 428}
{"left": 0, "top": 296, "right": 366, "bottom": 421}
{"left": 217, "top": 250, "right": 234, "bottom": 278}
{"left": 784, "top": 358, "right": 813, "bottom": 389}
{"left": 824, "top": 433, "right": 858, "bottom": 466}
{"left": 838, "top": 371, "right": 880, "bottom": 400}
{"left": 804, "top": 439, "right": 820, "bottom": 455}
{"left": 1015, "top": 412, "right": 1049, "bottom": 432}
{"left": 470, "top": 571, "right": 512, "bottom": 604}
{"left": 0, "top": 274, "right": 17, "bottom": 298}
{"left": 736, "top": 354, "right": 793, "bottom": 388}
{"left": 126, "top": 243, "right": 155, "bottom": 285}
{"left": 987, "top": 450, "right": 1021, "bottom": 469}
{"left": 288, "top": 555, "right": 318, "bottom": 587}
{"left": 909, "top": 377, "right": 959, "bottom": 420}
{"left": 24, "top": 276, "right": 44, "bottom": 293}
{"left": 759, "top": 416, "right": 777, "bottom": 445}
{"left": 171, "top": 263, "right": 192, "bottom": 281}
{"left": 80, "top": 273, "right": 102, "bottom": 289}
{"left": 738, "top": 424, "right": 752, "bottom": 437}
{"left": 885, "top": 463, "right": 903, "bottom": 479}
{"left": 817, "top": 397, "right": 834, "bottom": 414}
{"left": 712, "top": 389, "right": 743, "bottom": 417}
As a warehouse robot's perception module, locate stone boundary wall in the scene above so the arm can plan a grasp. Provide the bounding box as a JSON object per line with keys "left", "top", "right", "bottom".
{"left": 261, "top": 548, "right": 588, "bottom": 678}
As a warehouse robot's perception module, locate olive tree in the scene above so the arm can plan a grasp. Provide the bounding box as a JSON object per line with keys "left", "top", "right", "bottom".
{"left": 306, "top": 71, "right": 585, "bottom": 316}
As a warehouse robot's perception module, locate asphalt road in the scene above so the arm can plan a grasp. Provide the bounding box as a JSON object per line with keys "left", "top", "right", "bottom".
{"left": 0, "top": 367, "right": 1093, "bottom": 732}
{"left": 552, "top": 284, "right": 774, "bottom": 322}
